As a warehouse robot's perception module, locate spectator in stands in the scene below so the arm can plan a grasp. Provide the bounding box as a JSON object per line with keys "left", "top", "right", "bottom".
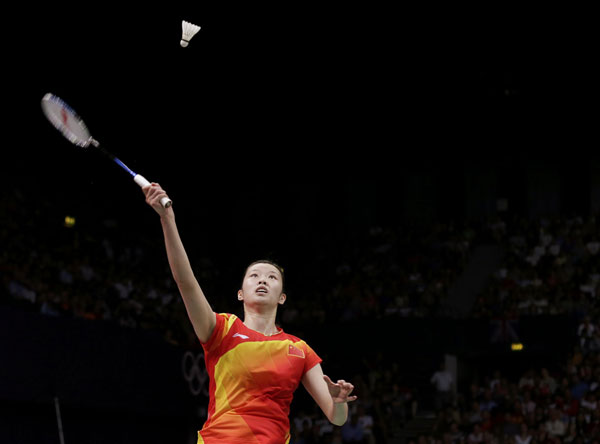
{"left": 515, "top": 423, "right": 533, "bottom": 444}
{"left": 580, "top": 392, "right": 598, "bottom": 422}
{"left": 521, "top": 391, "right": 537, "bottom": 416}
{"left": 545, "top": 408, "right": 567, "bottom": 437}
{"left": 467, "top": 423, "right": 484, "bottom": 444}
{"left": 431, "top": 362, "right": 454, "bottom": 411}
{"left": 356, "top": 404, "right": 375, "bottom": 444}
{"left": 447, "top": 422, "right": 464, "bottom": 444}
{"left": 293, "top": 409, "right": 314, "bottom": 437}
{"left": 518, "top": 370, "right": 536, "bottom": 391}
{"left": 578, "top": 316, "right": 596, "bottom": 353}
{"left": 479, "top": 409, "right": 494, "bottom": 434}
{"left": 479, "top": 389, "right": 497, "bottom": 413}
{"left": 562, "top": 421, "right": 579, "bottom": 444}
{"left": 539, "top": 368, "right": 557, "bottom": 395}
{"left": 341, "top": 414, "right": 366, "bottom": 443}
{"left": 465, "top": 401, "right": 483, "bottom": 425}
{"left": 571, "top": 374, "right": 589, "bottom": 401}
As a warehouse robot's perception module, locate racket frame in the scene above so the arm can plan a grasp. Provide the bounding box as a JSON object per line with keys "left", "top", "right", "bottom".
{"left": 41, "top": 93, "right": 172, "bottom": 208}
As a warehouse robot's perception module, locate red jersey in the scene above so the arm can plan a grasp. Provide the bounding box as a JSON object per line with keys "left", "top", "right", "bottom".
{"left": 197, "top": 313, "right": 322, "bottom": 444}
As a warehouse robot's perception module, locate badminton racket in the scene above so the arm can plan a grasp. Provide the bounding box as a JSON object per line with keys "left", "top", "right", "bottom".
{"left": 40, "top": 93, "right": 172, "bottom": 208}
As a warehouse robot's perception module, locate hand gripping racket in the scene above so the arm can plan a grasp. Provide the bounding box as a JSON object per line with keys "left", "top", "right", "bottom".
{"left": 41, "top": 93, "right": 172, "bottom": 208}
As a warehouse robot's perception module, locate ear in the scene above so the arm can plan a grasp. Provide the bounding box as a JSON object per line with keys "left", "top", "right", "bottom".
{"left": 237, "top": 290, "right": 244, "bottom": 301}
{"left": 278, "top": 293, "right": 286, "bottom": 305}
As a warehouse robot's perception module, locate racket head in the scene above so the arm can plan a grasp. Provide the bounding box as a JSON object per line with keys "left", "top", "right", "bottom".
{"left": 41, "top": 93, "right": 93, "bottom": 147}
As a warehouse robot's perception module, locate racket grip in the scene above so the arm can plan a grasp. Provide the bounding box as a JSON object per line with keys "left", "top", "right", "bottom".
{"left": 134, "top": 174, "right": 172, "bottom": 208}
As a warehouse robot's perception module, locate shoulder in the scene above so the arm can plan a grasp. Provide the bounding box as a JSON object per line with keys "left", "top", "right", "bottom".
{"left": 203, "top": 313, "right": 241, "bottom": 349}
{"left": 216, "top": 312, "right": 238, "bottom": 320}
{"left": 215, "top": 312, "right": 242, "bottom": 326}
{"left": 279, "top": 330, "right": 312, "bottom": 348}
{"left": 279, "top": 330, "right": 322, "bottom": 365}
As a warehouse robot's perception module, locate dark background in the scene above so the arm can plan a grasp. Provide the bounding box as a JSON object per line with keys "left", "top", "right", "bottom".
{"left": 3, "top": 3, "right": 598, "bottom": 262}
{"left": 1, "top": 3, "right": 599, "bottom": 444}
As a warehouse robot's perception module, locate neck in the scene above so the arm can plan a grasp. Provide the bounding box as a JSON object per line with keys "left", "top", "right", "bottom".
{"left": 243, "top": 307, "right": 279, "bottom": 336}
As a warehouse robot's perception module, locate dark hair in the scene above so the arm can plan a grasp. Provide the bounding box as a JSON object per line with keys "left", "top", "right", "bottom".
{"left": 242, "top": 259, "right": 285, "bottom": 292}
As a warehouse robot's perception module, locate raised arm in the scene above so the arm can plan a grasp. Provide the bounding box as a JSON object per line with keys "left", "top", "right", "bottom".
{"left": 143, "top": 183, "right": 216, "bottom": 343}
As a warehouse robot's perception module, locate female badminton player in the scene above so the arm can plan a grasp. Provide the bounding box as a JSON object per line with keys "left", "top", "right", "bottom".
{"left": 142, "top": 183, "right": 357, "bottom": 444}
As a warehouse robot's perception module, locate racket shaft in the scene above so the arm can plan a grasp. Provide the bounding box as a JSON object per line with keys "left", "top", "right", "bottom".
{"left": 113, "top": 158, "right": 136, "bottom": 177}
{"left": 96, "top": 144, "right": 137, "bottom": 178}
{"left": 96, "top": 141, "right": 171, "bottom": 208}
{"left": 134, "top": 175, "right": 172, "bottom": 208}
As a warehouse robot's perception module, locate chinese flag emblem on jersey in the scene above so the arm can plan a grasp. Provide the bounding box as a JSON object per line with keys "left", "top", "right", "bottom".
{"left": 288, "top": 344, "right": 305, "bottom": 358}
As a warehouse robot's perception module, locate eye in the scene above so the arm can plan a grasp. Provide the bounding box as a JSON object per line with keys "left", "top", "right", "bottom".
{"left": 269, "top": 275, "right": 277, "bottom": 280}
{"left": 249, "top": 273, "right": 258, "bottom": 278}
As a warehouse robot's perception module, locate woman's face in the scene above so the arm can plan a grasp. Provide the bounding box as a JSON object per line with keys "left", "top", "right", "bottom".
{"left": 239, "top": 263, "right": 286, "bottom": 307}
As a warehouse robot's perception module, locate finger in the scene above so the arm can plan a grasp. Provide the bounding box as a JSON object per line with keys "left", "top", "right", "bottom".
{"left": 145, "top": 182, "right": 160, "bottom": 192}
{"left": 148, "top": 192, "right": 167, "bottom": 208}
{"left": 340, "top": 387, "right": 353, "bottom": 396}
{"left": 147, "top": 187, "right": 166, "bottom": 202}
{"left": 146, "top": 189, "right": 160, "bottom": 204}
{"left": 323, "top": 375, "right": 335, "bottom": 386}
{"left": 141, "top": 183, "right": 153, "bottom": 195}
{"left": 153, "top": 195, "right": 168, "bottom": 207}
{"left": 347, "top": 395, "right": 358, "bottom": 402}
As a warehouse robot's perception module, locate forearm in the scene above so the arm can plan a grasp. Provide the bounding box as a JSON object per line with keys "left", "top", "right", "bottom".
{"left": 302, "top": 366, "right": 356, "bottom": 427}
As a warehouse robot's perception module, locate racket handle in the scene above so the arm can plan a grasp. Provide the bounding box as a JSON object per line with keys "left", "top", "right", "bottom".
{"left": 134, "top": 174, "right": 172, "bottom": 208}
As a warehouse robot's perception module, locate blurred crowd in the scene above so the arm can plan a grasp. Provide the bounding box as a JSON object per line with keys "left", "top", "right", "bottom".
{"left": 472, "top": 214, "right": 600, "bottom": 325}
{"left": 402, "top": 323, "right": 600, "bottom": 444}
{"left": 0, "top": 185, "right": 475, "bottom": 347}
{"left": 3, "top": 184, "right": 600, "bottom": 444}
{"left": 0, "top": 186, "right": 197, "bottom": 345}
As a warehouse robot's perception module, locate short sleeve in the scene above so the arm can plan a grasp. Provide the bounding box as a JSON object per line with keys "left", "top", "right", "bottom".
{"left": 301, "top": 341, "right": 322, "bottom": 375}
{"left": 202, "top": 312, "right": 231, "bottom": 353}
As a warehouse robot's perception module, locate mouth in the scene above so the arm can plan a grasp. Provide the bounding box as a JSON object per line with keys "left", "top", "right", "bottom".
{"left": 255, "top": 286, "right": 269, "bottom": 294}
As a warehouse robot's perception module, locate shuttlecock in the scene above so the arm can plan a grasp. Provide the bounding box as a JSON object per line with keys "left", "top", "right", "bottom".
{"left": 181, "top": 20, "right": 201, "bottom": 47}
